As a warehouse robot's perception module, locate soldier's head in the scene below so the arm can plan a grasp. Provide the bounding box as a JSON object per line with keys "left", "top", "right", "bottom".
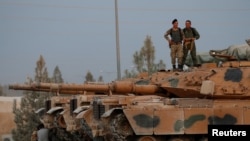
{"left": 172, "top": 19, "right": 178, "bottom": 28}
{"left": 185, "top": 20, "right": 192, "bottom": 28}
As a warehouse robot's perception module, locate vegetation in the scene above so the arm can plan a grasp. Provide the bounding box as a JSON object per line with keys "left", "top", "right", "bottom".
{"left": 98, "top": 75, "right": 104, "bottom": 82}
{"left": 0, "top": 85, "right": 4, "bottom": 96}
{"left": 123, "top": 35, "right": 166, "bottom": 78}
{"left": 85, "top": 70, "right": 95, "bottom": 82}
{"left": 12, "top": 55, "right": 64, "bottom": 141}
{"left": 51, "top": 66, "right": 64, "bottom": 83}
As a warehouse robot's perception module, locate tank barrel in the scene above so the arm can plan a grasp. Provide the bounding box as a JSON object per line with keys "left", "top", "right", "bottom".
{"left": 9, "top": 81, "right": 161, "bottom": 95}
{"left": 9, "top": 82, "right": 111, "bottom": 94}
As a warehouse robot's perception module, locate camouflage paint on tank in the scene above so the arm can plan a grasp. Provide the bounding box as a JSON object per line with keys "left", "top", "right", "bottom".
{"left": 174, "top": 113, "right": 237, "bottom": 131}
{"left": 174, "top": 120, "right": 183, "bottom": 132}
{"left": 168, "top": 78, "right": 179, "bottom": 87}
{"left": 184, "top": 114, "right": 206, "bottom": 128}
{"left": 133, "top": 114, "right": 160, "bottom": 128}
{"left": 224, "top": 68, "right": 242, "bottom": 82}
{"left": 208, "top": 114, "right": 237, "bottom": 125}
{"left": 174, "top": 114, "right": 206, "bottom": 132}
{"left": 135, "top": 79, "right": 150, "bottom": 85}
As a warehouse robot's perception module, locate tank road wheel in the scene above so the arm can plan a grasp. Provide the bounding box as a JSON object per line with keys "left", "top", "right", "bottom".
{"left": 198, "top": 137, "right": 208, "bottom": 141}
{"left": 168, "top": 138, "right": 184, "bottom": 141}
{"left": 168, "top": 136, "right": 194, "bottom": 141}
{"left": 110, "top": 113, "right": 133, "bottom": 141}
{"left": 137, "top": 136, "right": 157, "bottom": 141}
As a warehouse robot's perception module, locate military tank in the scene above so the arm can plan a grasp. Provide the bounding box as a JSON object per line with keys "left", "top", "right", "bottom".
{"left": 9, "top": 57, "right": 250, "bottom": 141}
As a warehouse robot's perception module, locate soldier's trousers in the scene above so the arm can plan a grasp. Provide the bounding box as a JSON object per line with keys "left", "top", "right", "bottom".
{"left": 182, "top": 42, "right": 197, "bottom": 66}
{"left": 170, "top": 44, "right": 183, "bottom": 66}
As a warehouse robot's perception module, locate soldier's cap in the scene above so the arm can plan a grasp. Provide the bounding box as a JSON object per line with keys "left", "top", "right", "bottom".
{"left": 172, "top": 19, "right": 178, "bottom": 24}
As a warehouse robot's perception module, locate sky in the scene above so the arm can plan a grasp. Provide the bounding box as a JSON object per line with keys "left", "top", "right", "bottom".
{"left": 0, "top": 0, "right": 250, "bottom": 85}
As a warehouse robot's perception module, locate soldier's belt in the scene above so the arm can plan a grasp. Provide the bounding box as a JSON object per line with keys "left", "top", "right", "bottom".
{"left": 171, "top": 42, "right": 182, "bottom": 45}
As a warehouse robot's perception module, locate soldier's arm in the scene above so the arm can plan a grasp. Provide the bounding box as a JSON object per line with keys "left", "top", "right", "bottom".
{"left": 164, "top": 29, "right": 171, "bottom": 42}
{"left": 193, "top": 28, "right": 200, "bottom": 40}
{"left": 181, "top": 29, "right": 185, "bottom": 42}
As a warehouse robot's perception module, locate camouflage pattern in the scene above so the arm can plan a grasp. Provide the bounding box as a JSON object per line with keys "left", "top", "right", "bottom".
{"left": 170, "top": 44, "right": 183, "bottom": 66}
{"left": 182, "top": 27, "right": 200, "bottom": 66}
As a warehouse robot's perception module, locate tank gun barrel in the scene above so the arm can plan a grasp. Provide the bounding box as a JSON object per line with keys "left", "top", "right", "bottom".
{"left": 9, "top": 81, "right": 161, "bottom": 95}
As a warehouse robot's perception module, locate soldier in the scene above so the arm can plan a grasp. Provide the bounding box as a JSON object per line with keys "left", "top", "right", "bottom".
{"left": 182, "top": 20, "right": 200, "bottom": 67}
{"left": 164, "top": 19, "right": 185, "bottom": 71}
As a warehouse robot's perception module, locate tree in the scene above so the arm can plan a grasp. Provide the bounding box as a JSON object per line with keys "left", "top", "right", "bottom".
{"left": 84, "top": 71, "right": 95, "bottom": 82}
{"left": 141, "top": 35, "right": 155, "bottom": 74}
{"left": 133, "top": 51, "right": 144, "bottom": 73}
{"left": 51, "top": 66, "right": 64, "bottom": 83}
{"left": 97, "top": 75, "right": 104, "bottom": 82}
{"left": 156, "top": 59, "right": 166, "bottom": 71}
{"left": 35, "top": 55, "right": 50, "bottom": 83}
{"left": 124, "top": 35, "right": 166, "bottom": 78}
{"left": 12, "top": 55, "right": 51, "bottom": 141}
{"left": 123, "top": 69, "right": 137, "bottom": 78}
{"left": 0, "top": 84, "right": 4, "bottom": 96}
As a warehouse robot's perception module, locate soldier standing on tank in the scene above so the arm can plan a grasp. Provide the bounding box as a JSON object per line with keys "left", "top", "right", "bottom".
{"left": 164, "top": 19, "right": 185, "bottom": 71}
{"left": 182, "top": 20, "right": 200, "bottom": 67}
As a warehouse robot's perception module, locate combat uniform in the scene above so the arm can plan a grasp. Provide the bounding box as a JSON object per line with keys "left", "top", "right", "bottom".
{"left": 164, "top": 28, "right": 185, "bottom": 70}
{"left": 182, "top": 27, "right": 200, "bottom": 66}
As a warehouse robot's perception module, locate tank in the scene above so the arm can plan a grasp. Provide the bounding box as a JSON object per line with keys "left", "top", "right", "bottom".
{"left": 9, "top": 59, "right": 250, "bottom": 141}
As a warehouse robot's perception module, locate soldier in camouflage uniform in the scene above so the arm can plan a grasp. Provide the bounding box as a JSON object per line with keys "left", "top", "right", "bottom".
{"left": 182, "top": 20, "right": 200, "bottom": 67}
{"left": 164, "top": 19, "right": 185, "bottom": 71}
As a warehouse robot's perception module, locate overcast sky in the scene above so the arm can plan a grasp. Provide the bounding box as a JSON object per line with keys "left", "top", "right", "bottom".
{"left": 1, "top": 0, "right": 250, "bottom": 85}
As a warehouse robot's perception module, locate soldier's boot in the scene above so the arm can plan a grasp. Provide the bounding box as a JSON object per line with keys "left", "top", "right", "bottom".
{"left": 173, "top": 65, "right": 176, "bottom": 71}
{"left": 178, "top": 64, "right": 183, "bottom": 71}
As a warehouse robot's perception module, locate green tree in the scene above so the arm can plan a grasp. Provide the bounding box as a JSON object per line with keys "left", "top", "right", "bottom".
{"left": 133, "top": 51, "right": 144, "bottom": 73}
{"left": 0, "top": 84, "right": 3, "bottom": 96}
{"left": 51, "top": 65, "right": 64, "bottom": 83}
{"left": 35, "top": 55, "right": 50, "bottom": 83}
{"left": 84, "top": 70, "right": 95, "bottom": 82}
{"left": 98, "top": 75, "right": 104, "bottom": 82}
{"left": 123, "top": 68, "right": 137, "bottom": 78}
{"left": 12, "top": 55, "right": 50, "bottom": 141}
{"left": 141, "top": 35, "right": 155, "bottom": 74}
{"left": 156, "top": 59, "right": 166, "bottom": 71}
{"left": 124, "top": 35, "right": 166, "bottom": 78}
